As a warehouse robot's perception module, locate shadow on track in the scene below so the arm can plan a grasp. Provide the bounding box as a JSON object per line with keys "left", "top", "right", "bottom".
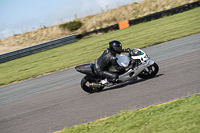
{"left": 101, "top": 74, "right": 164, "bottom": 92}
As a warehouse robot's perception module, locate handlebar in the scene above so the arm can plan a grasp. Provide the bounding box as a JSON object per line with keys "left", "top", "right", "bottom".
{"left": 129, "top": 47, "right": 145, "bottom": 56}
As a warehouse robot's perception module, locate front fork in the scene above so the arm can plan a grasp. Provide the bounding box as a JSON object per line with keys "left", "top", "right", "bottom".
{"left": 145, "top": 67, "right": 149, "bottom": 72}
{"left": 144, "top": 59, "right": 154, "bottom": 72}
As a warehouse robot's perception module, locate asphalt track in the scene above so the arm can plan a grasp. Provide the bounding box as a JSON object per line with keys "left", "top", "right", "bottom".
{"left": 0, "top": 33, "right": 200, "bottom": 133}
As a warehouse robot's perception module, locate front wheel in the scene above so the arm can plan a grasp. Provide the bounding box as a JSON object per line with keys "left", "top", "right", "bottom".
{"left": 81, "top": 76, "right": 104, "bottom": 93}
{"left": 138, "top": 62, "right": 159, "bottom": 79}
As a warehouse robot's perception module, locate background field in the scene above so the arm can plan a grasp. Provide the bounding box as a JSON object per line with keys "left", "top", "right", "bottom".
{"left": 0, "top": 7, "right": 200, "bottom": 86}
{"left": 0, "top": 0, "right": 198, "bottom": 54}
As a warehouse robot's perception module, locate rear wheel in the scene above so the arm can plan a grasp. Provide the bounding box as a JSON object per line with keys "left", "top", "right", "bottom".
{"left": 81, "top": 76, "right": 104, "bottom": 93}
{"left": 138, "top": 62, "right": 159, "bottom": 79}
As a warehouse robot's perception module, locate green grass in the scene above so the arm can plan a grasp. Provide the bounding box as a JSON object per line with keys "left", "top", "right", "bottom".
{"left": 58, "top": 94, "right": 200, "bottom": 133}
{"left": 0, "top": 7, "right": 200, "bottom": 86}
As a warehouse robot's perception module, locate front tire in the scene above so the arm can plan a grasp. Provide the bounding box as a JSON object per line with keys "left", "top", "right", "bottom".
{"left": 81, "top": 76, "right": 104, "bottom": 93}
{"left": 138, "top": 62, "right": 159, "bottom": 79}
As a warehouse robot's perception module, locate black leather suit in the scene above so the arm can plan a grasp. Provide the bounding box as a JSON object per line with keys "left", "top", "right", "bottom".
{"left": 94, "top": 48, "right": 129, "bottom": 82}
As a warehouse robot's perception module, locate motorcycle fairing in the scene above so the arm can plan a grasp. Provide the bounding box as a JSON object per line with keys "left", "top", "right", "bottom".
{"left": 109, "top": 53, "right": 130, "bottom": 72}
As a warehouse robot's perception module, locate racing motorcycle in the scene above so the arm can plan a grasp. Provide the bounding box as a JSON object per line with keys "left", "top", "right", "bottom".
{"left": 75, "top": 48, "right": 159, "bottom": 93}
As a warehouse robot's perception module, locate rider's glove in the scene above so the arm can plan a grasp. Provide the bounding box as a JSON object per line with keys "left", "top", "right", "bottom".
{"left": 122, "top": 48, "right": 131, "bottom": 53}
{"left": 123, "top": 48, "right": 132, "bottom": 56}
{"left": 126, "top": 48, "right": 131, "bottom": 52}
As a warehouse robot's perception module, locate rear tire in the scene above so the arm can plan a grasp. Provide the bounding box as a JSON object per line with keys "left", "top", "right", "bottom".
{"left": 81, "top": 76, "right": 104, "bottom": 93}
{"left": 138, "top": 62, "right": 159, "bottom": 79}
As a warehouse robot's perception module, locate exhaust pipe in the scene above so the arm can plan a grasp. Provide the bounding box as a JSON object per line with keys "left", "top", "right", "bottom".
{"left": 89, "top": 83, "right": 104, "bottom": 88}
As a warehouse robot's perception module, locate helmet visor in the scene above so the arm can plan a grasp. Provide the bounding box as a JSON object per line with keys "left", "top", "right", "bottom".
{"left": 113, "top": 46, "right": 122, "bottom": 54}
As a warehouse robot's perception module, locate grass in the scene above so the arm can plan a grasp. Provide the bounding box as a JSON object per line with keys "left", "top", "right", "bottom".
{"left": 0, "top": 0, "right": 198, "bottom": 54}
{"left": 58, "top": 94, "right": 200, "bottom": 133}
{"left": 0, "top": 7, "right": 200, "bottom": 86}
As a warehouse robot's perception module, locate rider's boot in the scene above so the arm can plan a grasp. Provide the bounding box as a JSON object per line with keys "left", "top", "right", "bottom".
{"left": 101, "top": 78, "right": 114, "bottom": 86}
{"left": 101, "top": 78, "right": 109, "bottom": 84}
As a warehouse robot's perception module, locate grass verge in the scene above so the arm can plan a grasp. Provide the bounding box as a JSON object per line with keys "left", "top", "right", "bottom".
{"left": 57, "top": 94, "right": 200, "bottom": 133}
{"left": 0, "top": 7, "right": 200, "bottom": 86}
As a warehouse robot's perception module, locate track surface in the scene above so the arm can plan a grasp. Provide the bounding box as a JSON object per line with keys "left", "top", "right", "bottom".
{"left": 0, "top": 33, "right": 200, "bottom": 133}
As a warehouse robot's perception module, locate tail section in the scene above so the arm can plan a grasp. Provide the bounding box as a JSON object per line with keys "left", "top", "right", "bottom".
{"left": 75, "top": 63, "right": 96, "bottom": 76}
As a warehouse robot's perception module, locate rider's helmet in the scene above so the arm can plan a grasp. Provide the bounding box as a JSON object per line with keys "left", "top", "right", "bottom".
{"left": 109, "top": 40, "right": 122, "bottom": 54}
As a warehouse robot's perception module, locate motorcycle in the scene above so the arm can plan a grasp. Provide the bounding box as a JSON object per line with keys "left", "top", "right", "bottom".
{"left": 75, "top": 48, "right": 159, "bottom": 93}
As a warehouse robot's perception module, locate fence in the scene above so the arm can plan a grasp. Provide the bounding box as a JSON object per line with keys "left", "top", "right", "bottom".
{"left": 0, "top": 1, "right": 200, "bottom": 63}
{"left": 0, "top": 35, "right": 76, "bottom": 63}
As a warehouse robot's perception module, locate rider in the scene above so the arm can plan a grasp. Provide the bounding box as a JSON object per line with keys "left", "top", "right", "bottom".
{"left": 94, "top": 40, "right": 132, "bottom": 84}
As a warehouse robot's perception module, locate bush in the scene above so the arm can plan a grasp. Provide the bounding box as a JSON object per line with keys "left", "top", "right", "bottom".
{"left": 59, "top": 21, "right": 83, "bottom": 31}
